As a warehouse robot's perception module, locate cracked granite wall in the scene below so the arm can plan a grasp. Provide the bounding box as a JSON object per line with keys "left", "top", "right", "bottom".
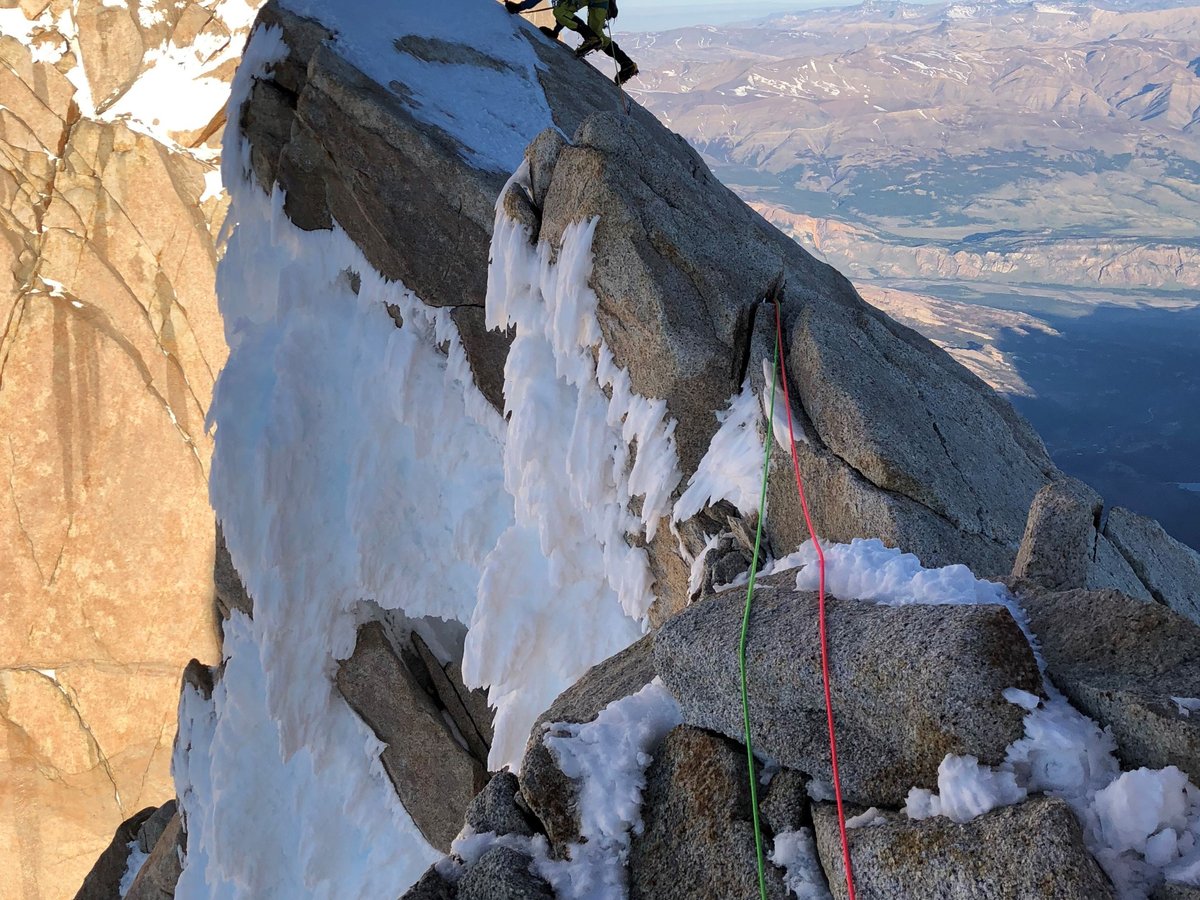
{"left": 0, "top": 2, "right": 257, "bottom": 896}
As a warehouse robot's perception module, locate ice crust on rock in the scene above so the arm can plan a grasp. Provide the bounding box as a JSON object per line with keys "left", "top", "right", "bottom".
{"left": 674, "top": 377, "right": 768, "bottom": 523}
{"left": 475, "top": 163, "right": 684, "bottom": 768}
{"left": 443, "top": 682, "right": 682, "bottom": 900}
{"left": 174, "top": 614, "right": 439, "bottom": 899}
{"left": 279, "top": 0, "right": 552, "bottom": 171}
{"left": 189, "top": 60, "right": 689, "bottom": 893}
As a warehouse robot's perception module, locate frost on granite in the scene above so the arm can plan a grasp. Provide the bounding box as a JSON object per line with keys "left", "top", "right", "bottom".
{"left": 279, "top": 0, "right": 553, "bottom": 171}
{"left": 673, "top": 377, "right": 766, "bottom": 524}
{"left": 770, "top": 827, "right": 832, "bottom": 900}
{"left": 773, "top": 539, "right": 1200, "bottom": 898}
{"left": 474, "top": 163, "right": 682, "bottom": 769}
{"left": 445, "top": 681, "right": 681, "bottom": 900}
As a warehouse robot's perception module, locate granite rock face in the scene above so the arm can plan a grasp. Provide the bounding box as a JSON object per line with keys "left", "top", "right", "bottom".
{"left": 628, "top": 725, "right": 792, "bottom": 900}
{"left": 655, "top": 574, "right": 1040, "bottom": 807}
{"left": 336, "top": 622, "right": 487, "bottom": 852}
{"left": 1, "top": 3, "right": 259, "bottom": 894}
{"left": 812, "top": 798, "right": 1116, "bottom": 899}
{"left": 1012, "top": 581, "right": 1200, "bottom": 781}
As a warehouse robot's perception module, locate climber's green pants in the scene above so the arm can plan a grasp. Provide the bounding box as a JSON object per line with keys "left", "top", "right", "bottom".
{"left": 554, "top": 0, "right": 611, "bottom": 48}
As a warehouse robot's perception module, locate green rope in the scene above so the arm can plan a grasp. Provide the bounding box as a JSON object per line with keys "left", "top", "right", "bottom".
{"left": 740, "top": 321, "right": 778, "bottom": 900}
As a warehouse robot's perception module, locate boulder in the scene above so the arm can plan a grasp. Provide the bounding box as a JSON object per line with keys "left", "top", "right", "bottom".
{"left": 760, "top": 768, "right": 812, "bottom": 836}
{"left": 1104, "top": 507, "right": 1200, "bottom": 625}
{"left": 125, "top": 810, "right": 185, "bottom": 900}
{"left": 72, "top": 806, "right": 156, "bottom": 900}
{"left": 457, "top": 846, "right": 553, "bottom": 900}
{"left": 336, "top": 622, "right": 486, "bottom": 851}
{"left": 655, "top": 574, "right": 1040, "bottom": 807}
{"left": 465, "top": 771, "right": 537, "bottom": 839}
{"left": 628, "top": 725, "right": 791, "bottom": 899}
{"left": 1012, "top": 478, "right": 1103, "bottom": 591}
{"left": 812, "top": 798, "right": 1115, "bottom": 899}
{"left": 401, "top": 866, "right": 458, "bottom": 900}
{"left": 1011, "top": 582, "right": 1200, "bottom": 781}
{"left": 519, "top": 635, "right": 655, "bottom": 849}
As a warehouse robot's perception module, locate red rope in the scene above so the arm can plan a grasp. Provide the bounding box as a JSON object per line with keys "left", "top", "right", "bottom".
{"left": 773, "top": 298, "right": 858, "bottom": 900}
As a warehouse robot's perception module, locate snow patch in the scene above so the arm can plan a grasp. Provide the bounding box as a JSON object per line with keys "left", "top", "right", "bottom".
{"left": 441, "top": 681, "right": 680, "bottom": 899}
{"left": 279, "top": 0, "right": 552, "bottom": 171}
{"left": 770, "top": 827, "right": 832, "bottom": 899}
{"left": 540, "top": 679, "right": 683, "bottom": 897}
{"left": 118, "top": 841, "right": 150, "bottom": 897}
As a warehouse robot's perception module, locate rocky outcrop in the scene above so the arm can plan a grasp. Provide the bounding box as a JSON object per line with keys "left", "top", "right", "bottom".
{"left": 73, "top": 806, "right": 157, "bottom": 900}
{"left": 336, "top": 622, "right": 487, "bottom": 851}
{"left": 1105, "top": 507, "right": 1200, "bottom": 624}
{"left": 139, "top": 1, "right": 1200, "bottom": 897}
{"left": 519, "top": 635, "right": 655, "bottom": 851}
{"left": 1010, "top": 477, "right": 1200, "bottom": 622}
{"left": 1012, "top": 581, "right": 1200, "bottom": 781}
{"left": 124, "top": 808, "right": 185, "bottom": 900}
{"left": 628, "top": 725, "right": 792, "bottom": 899}
{"left": 237, "top": 0, "right": 1069, "bottom": 594}
{"left": 812, "top": 798, "right": 1116, "bottom": 899}
{"left": 1, "top": 2, "right": 260, "bottom": 895}
{"left": 655, "top": 573, "right": 1040, "bottom": 807}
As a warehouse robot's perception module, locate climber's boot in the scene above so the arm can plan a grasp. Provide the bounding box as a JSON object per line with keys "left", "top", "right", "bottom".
{"left": 575, "top": 34, "right": 603, "bottom": 57}
{"left": 611, "top": 44, "right": 638, "bottom": 84}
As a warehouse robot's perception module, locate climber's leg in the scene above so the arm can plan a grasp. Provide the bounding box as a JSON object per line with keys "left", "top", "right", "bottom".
{"left": 587, "top": 0, "right": 612, "bottom": 49}
{"left": 554, "top": 0, "right": 588, "bottom": 33}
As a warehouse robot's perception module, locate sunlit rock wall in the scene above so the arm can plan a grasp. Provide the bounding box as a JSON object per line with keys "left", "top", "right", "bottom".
{"left": 0, "top": 1, "right": 259, "bottom": 896}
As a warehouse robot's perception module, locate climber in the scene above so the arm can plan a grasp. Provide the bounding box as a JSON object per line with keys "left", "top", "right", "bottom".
{"left": 503, "top": 0, "right": 639, "bottom": 86}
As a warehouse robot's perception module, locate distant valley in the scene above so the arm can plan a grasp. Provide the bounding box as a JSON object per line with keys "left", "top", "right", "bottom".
{"left": 625, "top": 0, "right": 1200, "bottom": 549}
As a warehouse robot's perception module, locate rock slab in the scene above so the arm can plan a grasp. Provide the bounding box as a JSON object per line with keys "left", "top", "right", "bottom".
{"left": 1013, "top": 582, "right": 1200, "bottom": 782}
{"left": 336, "top": 622, "right": 485, "bottom": 851}
{"left": 655, "top": 574, "right": 1040, "bottom": 806}
{"left": 628, "top": 725, "right": 791, "bottom": 900}
{"left": 812, "top": 798, "right": 1116, "bottom": 899}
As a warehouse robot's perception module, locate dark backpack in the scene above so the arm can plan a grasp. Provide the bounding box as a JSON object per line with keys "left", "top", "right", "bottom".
{"left": 608, "top": 0, "right": 618, "bottom": 19}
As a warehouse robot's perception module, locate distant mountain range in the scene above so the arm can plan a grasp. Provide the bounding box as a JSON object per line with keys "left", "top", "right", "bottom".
{"left": 624, "top": 0, "right": 1200, "bottom": 548}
